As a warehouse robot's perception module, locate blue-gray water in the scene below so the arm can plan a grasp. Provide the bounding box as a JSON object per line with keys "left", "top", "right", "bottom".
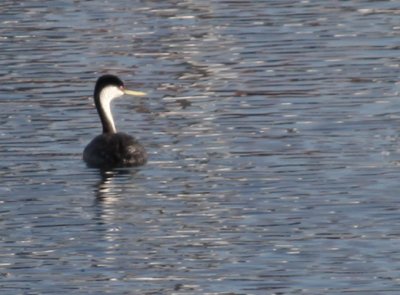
{"left": 1, "top": 1, "right": 400, "bottom": 294}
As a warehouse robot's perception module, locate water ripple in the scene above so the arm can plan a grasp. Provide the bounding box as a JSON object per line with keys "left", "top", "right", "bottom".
{"left": 1, "top": 0, "right": 400, "bottom": 294}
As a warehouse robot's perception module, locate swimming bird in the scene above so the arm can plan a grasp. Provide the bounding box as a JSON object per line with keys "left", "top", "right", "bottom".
{"left": 83, "top": 74, "right": 147, "bottom": 168}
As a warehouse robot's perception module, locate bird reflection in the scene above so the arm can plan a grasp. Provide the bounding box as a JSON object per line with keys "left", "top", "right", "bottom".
{"left": 92, "top": 168, "right": 140, "bottom": 230}
{"left": 94, "top": 168, "right": 139, "bottom": 204}
{"left": 88, "top": 168, "right": 142, "bottom": 274}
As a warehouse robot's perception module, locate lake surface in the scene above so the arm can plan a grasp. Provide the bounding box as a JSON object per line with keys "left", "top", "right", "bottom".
{"left": 1, "top": 1, "right": 400, "bottom": 294}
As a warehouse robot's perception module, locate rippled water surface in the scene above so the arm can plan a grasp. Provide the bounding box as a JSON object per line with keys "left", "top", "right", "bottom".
{"left": 2, "top": 1, "right": 400, "bottom": 294}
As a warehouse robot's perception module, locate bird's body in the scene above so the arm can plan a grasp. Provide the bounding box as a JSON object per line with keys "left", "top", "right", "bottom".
{"left": 83, "top": 132, "right": 146, "bottom": 168}
{"left": 83, "top": 75, "right": 147, "bottom": 168}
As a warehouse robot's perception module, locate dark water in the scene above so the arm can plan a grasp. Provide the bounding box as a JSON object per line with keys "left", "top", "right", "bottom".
{"left": 1, "top": 1, "right": 400, "bottom": 294}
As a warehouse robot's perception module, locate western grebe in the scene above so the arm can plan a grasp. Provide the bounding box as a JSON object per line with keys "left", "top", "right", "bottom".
{"left": 83, "top": 75, "right": 147, "bottom": 168}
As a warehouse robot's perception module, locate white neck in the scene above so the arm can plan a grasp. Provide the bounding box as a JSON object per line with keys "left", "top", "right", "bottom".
{"left": 99, "top": 86, "right": 124, "bottom": 133}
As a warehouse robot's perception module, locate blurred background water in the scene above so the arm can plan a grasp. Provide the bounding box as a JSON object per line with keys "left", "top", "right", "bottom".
{"left": 1, "top": 0, "right": 400, "bottom": 294}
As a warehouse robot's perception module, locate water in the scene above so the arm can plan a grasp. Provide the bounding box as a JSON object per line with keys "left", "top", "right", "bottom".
{"left": 1, "top": 1, "right": 400, "bottom": 294}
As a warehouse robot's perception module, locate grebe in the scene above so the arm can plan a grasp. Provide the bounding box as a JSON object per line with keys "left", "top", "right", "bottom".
{"left": 83, "top": 75, "right": 147, "bottom": 168}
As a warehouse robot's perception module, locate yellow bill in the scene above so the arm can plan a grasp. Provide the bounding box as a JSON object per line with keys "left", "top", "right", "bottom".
{"left": 123, "top": 89, "right": 147, "bottom": 97}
